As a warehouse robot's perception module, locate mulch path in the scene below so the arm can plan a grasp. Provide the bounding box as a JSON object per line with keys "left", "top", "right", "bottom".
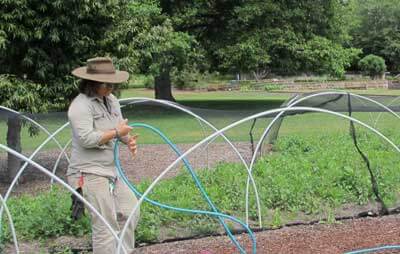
{"left": 1, "top": 142, "right": 253, "bottom": 194}
{"left": 134, "top": 214, "right": 400, "bottom": 254}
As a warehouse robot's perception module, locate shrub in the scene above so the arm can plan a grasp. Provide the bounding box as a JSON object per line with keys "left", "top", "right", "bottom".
{"left": 358, "top": 54, "right": 387, "bottom": 79}
{"left": 124, "top": 74, "right": 154, "bottom": 89}
{"left": 263, "top": 83, "right": 282, "bottom": 91}
{"left": 171, "top": 69, "right": 200, "bottom": 90}
{"left": 143, "top": 75, "right": 155, "bottom": 89}
{"left": 300, "top": 36, "right": 361, "bottom": 79}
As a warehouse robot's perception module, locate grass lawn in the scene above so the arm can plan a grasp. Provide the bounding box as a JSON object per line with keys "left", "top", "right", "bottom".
{"left": 121, "top": 88, "right": 400, "bottom": 99}
{"left": 276, "top": 88, "right": 400, "bottom": 96}
{"left": 1, "top": 88, "right": 400, "bottom": 151}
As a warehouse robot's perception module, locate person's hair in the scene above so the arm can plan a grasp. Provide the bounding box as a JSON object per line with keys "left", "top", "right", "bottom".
{"left": 79, "top": 79, "right": 102, "bottom": 97}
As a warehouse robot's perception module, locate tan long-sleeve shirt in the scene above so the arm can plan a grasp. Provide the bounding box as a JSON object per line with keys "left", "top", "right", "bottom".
{"left": 67, "top": 93, "right": 123, "bottom": 179}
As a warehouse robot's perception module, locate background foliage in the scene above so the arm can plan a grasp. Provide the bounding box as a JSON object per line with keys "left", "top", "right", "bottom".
{"left": 1, "top": 0, "right": 399, "bottom": 105}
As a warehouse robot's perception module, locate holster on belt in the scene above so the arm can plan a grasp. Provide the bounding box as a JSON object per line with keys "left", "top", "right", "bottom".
{"left": 71, "top": 187, "right": 85, "bottom": 221}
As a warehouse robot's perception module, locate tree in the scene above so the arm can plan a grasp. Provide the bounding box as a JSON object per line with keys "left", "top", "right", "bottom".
{"left": 359, "top": 54, "right": 387, "bottom": 79}
{"left": 0, "top": 0, "right": 129, "bottom": 182}
{"left": 217, "top": 36, "right": 271, "bottom": 80}
{"left": 161, "top": 0, "right": 359, "bottom": 77}
{"left": 103, "top": 0, "right": 202, "bottom": 101}
{"left": 352, "top": 0, "right": 400, "bottom": 71}
{"left": 0, "top": 76, "right": 46, "bottom": 182}
{"left": 139, "top": 21, "right": 201, "bottom": 101}
{"left": 300, "top": 36, "right": 361, "bottom": 78}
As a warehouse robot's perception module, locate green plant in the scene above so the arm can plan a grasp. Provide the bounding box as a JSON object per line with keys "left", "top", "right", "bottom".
{"left": 326, "top": 207, "right": 337, "bottom": 224}
{"left": 271, "top": 209, "right": 282, "bottom": 228}
{"left": 358, "top": 54, "right": 387, "bottom": 79}
{"left": 263, "top": 83, "right": 282, "bottom": 91}
{"left": 239, "top": 85, "right": 251, "bottom": 92}
{"left": 2, "top": 131, "right": 400, "bottom": 246}
{"left": 143, "top": 75, "right": 155, "bottom": 89}
{"left": 239, "top": 81, "right": 252, "bottom": 91}
{"left": 300, "top": 36, "right": 361, "bottom": 78}
{"left": 353, "top": 0, "right": 400, "bottom": 71}
{"left": 125, "top": 74, "right": 148, "bottom": 89}
{"left": 172, "top": 69, "right": 200, "bottom": 90}
{"left": 1, "top": 186, "right": 90, "bottom": 241}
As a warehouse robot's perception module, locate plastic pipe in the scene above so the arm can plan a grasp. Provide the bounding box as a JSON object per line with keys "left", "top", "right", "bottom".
{"left": 0, "top": 144, "right": 128, "bottom": 254}
{"left": 114, "top": 123, "right": 254, "bottom": 253}
{"left": 117, "top": 106, "right": 400, "bottom": 254}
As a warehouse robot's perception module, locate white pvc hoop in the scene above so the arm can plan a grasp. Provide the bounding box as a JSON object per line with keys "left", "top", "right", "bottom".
{"left": 0, "top": 194, "right": 19, "bottom": 253}
{"left": 0, "top": 106, "right": 70, "bottom": 163}
{"left": 52, "top": 97, "right": 263, "bottom": 227}
{"left": 50, "top": 139, "right": 72, "bottom": 187}
{"left": 120, "top": 97, "right": 263, "bottom": 226}
{"left": 0, "top": 144, "right": 128, "bottom": 254}
{"left": 1, "top": 122, "right": 70, "bottom": 212}
{"left": 373, "top": 96, "right": 400, "bottom": 129}
{"left": 116, "top": 106, "right": 400, "bottom": 254}
{"left": 245, "top": 90, "right": 400, "bottom": 224}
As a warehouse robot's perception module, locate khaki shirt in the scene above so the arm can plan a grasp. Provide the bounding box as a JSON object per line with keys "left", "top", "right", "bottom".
{"left": 67, "top": 93, "right": 123, "bottom": 181}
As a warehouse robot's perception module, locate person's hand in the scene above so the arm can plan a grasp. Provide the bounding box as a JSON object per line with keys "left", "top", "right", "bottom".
{"left": 116, "top": 119, "right": 133, "bottom": 137}
{"left": 127, "top": 134, "right": 139, "bottom": 157}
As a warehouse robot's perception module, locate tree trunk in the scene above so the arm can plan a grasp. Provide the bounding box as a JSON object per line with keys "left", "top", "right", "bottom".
{"left": 155, "top": 71, "right": 176, "bottom": 101}
{"left": 6, "top": 115, "right": 22, "bottom": 183}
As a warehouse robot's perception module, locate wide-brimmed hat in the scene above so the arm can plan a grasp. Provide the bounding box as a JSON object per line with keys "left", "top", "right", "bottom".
{"left": 71, "top": 57, "right": 129, "bottom": 83}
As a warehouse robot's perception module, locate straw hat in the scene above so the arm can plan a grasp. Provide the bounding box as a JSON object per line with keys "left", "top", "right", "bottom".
{"left": 71, "top": 57, "right": 129, "bottom": 83}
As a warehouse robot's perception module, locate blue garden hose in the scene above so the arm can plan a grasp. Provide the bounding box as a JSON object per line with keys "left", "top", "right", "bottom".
{"left": 114, "top": 122, "right": 256, "bottom": 254}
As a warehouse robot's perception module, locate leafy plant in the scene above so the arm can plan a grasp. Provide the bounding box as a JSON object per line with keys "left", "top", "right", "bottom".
{"left": 263, "top": 83, "right": 282, "bottom": 91}
{"left": 1, "top": 186, "right": 90, "bottom": 241}
{"left": 358, "top": 54, "right": 387, "bottom": 79}
{"left": 2, "top": 132, "right": 400, "bottom": 246}
{"left": 300, "top": 36, "right": 361, "bottom": 78}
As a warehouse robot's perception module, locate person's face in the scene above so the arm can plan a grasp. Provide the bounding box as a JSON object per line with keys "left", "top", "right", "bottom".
{"left": 96, "top": 83, "right": 114, "bottom": 96}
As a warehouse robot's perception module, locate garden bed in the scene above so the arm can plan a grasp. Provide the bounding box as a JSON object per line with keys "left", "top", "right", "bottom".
{"left": 2, "top": 132, "right": 400, "bottom": 253}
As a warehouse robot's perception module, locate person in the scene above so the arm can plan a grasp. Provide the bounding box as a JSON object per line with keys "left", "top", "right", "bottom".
{"left": 67, "top": 57, "right": 140, "bottom": 254}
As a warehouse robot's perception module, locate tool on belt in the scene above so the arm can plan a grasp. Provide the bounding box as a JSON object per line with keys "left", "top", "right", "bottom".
{"left": 71, "top": 175, "right": 85, "bottom": 221}
{"left": 70, "top": 175, "right": 117, "bottom": 220}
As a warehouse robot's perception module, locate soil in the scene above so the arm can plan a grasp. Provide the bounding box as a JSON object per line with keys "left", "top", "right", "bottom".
{"left": 5, "top": 215, "right": 400, "bottom": 253}
{"left": 133, "top": 214, "right": 400, "bottom": 254}
{"left": 2, "top": 143, "right": 400, "bottom": 253}
{"left": 0, "top": 142, "right": 254, "bottom": 194}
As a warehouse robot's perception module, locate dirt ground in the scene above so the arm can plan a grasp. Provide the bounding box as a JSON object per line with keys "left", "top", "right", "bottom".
{"left": 0, "top": 142, "right": 254, "bottom": 192}
{"left": 5, "top": 214, "right": 400, "bottom": 253}
{"left": 134, "top": 214, "right": 400, "bottom": 254}
{"left": 2, "top": 143, "right": 400, "bottom": 253}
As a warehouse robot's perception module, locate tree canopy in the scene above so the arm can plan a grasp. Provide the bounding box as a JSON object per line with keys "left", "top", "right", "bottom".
{"left": 0, "top": 0, "right": 130, "bottom": 109}
{"left": 3, "top": 0, "right": 395, "bottom": 101}
{"left": 160, "top": 0, "right": 360, "bottom": 77}
{"left": 352, "top": 0, "right": 400, "bottom": 71}
{"left": 0, "top": 0, "right": 130, "bottom": 181}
